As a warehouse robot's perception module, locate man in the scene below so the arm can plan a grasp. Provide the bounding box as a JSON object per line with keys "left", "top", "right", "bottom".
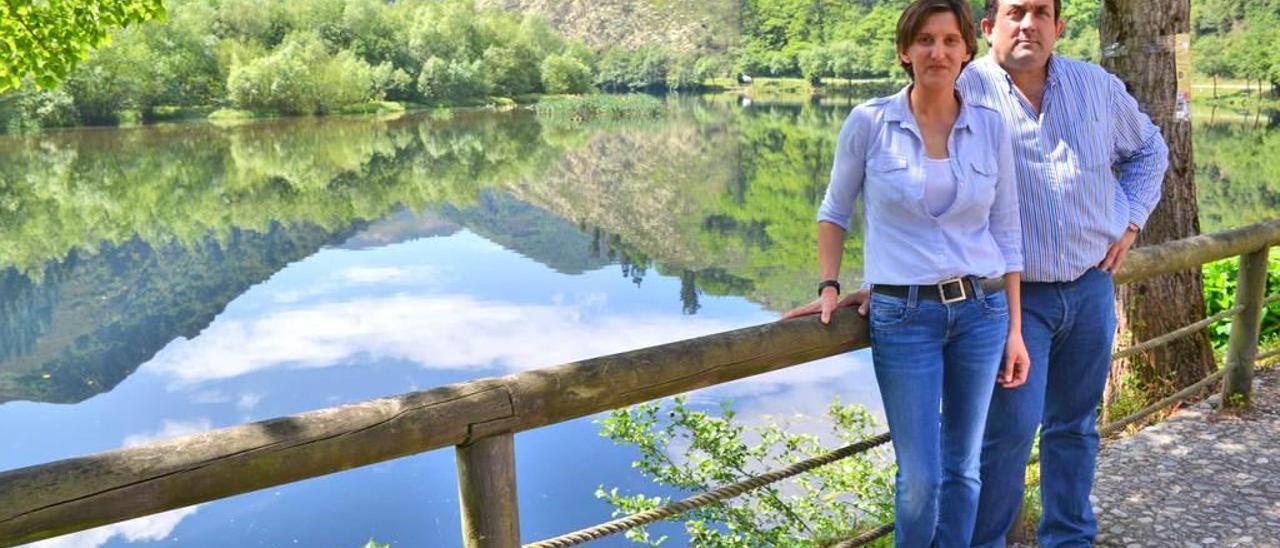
{"left": 955, "top": 1, "right": 1168, "bottom": 546}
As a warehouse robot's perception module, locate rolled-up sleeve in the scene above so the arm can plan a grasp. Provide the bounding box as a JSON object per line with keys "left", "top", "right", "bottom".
{"left": 817, "top": 107, "right": 871, "bottom": 231}
{"left": 989, "top": 117, "right": 1023, "bottom": 272}
{"left": 1109, "top": 74, "right": 1167, "bottom": 229}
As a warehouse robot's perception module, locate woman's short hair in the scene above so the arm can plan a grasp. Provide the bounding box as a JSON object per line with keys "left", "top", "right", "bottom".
{"left": 896, "top": 0, "right": 980, "bottom": 79}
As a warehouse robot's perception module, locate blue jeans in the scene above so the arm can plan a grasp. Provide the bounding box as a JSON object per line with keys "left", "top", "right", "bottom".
{"left": 870, "top": 285, "right": 1008, "bottom": 547}
{"left": 971, "top": 268, "right": 1116, "bottom": 548}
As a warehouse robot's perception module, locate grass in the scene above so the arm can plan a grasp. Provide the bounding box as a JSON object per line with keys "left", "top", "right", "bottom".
{"left": 532, "top": 93, "right": 666, "bottom": 120}
{"left": 333, "top": 100, "right": 407, "bottom": 116}
{"left": 1191, "top": 74, "right": 1280, "bottom": 108}
{"left": 700, "top": 76, "right": 906, "bottom": 104}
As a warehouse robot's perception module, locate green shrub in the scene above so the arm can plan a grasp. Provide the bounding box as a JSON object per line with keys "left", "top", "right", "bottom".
{"left": 227, "top": 31, "right": 379, "bottom": 114}
{"left": 540, "top": 54, "right": 592, "bottom": 94}
{"left": 1202, "top": 253, "right": 1280, "bottom": 349}
{"left": 416, "top": 56, "right": 492, "bottom": 102}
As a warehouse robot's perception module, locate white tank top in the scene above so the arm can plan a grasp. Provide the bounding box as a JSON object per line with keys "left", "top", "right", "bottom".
{"left": 923, "top": 157, "right": 957, "bottom": 217}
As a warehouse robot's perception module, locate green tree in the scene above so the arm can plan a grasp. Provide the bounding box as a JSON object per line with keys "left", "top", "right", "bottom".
{"left": 416, "top": 55, "right": 491, "bottom": 101}
{"left": 596, "top": 397, "right": 894, "bottom": 546}
{"left": 541, "top": 53, "right": 592, "bottom": 94}
{"left": 0, "top": 0, "right": 166, "bottom": 91}
{"left": 1194, "top": 34, "right": 1232, "bottom": 98}
{"left": 226, "top": 31, "right": 379, "bottom": 114}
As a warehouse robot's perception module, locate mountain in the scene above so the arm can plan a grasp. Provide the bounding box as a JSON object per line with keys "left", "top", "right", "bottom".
{"left": 478, "top": 0, "right": 738, "bottom": 54}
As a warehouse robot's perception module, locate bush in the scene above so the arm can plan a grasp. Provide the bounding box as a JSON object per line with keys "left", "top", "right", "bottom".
{"left": 596, "top": 46, "right": 671, "bottom": 91}
{"left": 1202, "top": 254, "right": 1280, "bottom": 350}
{"left": 416, "top": 56, "right": 491, "bottom": 101}
{"left": 0, "top": 87, "right": 78, "bottom": 131}
{"left": 596, "top": 397, "right": 895, "bottom": 546}
{"left": 370, "top": 63, "right": 413, "bottom": 100}
{"left": 227, "top": 31, "right": 379, "bottom": 114}
{"left": 482, "top": 45, "right": 541, "bottom": 96}
{"left": 540, "top": 54, "right": 592, "bottom": 94}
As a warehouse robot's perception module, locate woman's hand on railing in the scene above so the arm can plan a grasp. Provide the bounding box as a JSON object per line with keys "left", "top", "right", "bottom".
{"left": 780, "top": 288, "right": 870, "bottom": 324}
{"left": 1000, "top": 330, "right": 1031, "bottom": 388}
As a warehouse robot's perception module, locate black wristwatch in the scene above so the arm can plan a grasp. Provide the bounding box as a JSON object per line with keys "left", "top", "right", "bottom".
{"left": 817, "top": 279, "right": 841, "bottom": 296}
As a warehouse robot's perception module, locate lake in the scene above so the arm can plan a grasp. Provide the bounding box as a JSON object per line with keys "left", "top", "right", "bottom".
{"left": 1, "top": 96, "right": 1276, "bottom": 547}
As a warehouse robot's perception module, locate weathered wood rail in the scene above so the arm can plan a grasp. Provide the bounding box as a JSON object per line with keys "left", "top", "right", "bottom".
{"left": 2, "top": 218, "right": 1278, "bottom": 547}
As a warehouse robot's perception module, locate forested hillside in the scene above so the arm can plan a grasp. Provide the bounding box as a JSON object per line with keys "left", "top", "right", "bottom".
{"left": 4, "top": 0, "right": 1278, "bottom": 132}
{"left": 1193, "top": 0, "right": 1280, "bottom": 93}
{"left": 477, "top": 0, "right": 737, "bottom": 54}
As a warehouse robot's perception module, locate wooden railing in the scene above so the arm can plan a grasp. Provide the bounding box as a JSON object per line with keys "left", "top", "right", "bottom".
{"left": 2, "top": 218, "right": 1278, "bottom": 547}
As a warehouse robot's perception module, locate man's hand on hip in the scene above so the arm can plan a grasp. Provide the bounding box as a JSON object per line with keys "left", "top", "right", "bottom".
{"left": 1099, "top": 225, "right": 1140, "bottom": 273}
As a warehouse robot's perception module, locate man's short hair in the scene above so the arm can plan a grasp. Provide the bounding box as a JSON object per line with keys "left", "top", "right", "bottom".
{"left": 984, "top": 0, "right": 1061, "bottom": 22}
{"left": 896, "top": 0, "right": 980, "bottom": 79}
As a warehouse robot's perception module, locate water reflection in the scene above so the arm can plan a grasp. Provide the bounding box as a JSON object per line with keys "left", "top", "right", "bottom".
{"left": 1193, "top": 104, "right": 1280, "bottom": 232}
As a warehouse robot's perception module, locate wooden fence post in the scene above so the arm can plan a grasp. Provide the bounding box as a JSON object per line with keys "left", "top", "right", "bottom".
{"left": 457, "top": 434, "right": 520, "bottom": 547}
{"left": 1222, "top": 247, "right": 1271, "bottom": 408}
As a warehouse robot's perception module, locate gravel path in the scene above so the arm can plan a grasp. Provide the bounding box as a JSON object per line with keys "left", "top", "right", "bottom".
{"left": 1091, "top": 367, "right": 1280, "bottom": 547}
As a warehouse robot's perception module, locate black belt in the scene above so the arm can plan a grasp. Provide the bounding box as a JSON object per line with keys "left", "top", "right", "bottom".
{"left": 872, "top": 276, "right": 1005, "bottom": 303}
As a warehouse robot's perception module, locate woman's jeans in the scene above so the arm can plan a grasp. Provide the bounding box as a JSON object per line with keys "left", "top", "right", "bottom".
{"left": 869, "top": 285, "right": 1008, "bottom": 547}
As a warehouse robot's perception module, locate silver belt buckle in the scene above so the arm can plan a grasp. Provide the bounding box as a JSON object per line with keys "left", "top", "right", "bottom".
{"left": 938, "top": 277, "right": 967, "bottom": 304}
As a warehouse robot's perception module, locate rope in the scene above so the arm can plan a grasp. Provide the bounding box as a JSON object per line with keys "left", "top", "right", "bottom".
{"left": 1099, "top": 368, "right": 1228, "bottom": 436}
{"left": 523, "top": 433, "right": 891, "bottom": 548}
{"left": 827, "top": 522, "right": 894, "bottom": 547}
{"left": 1109, "top": 292, "right": 1277, "bottom": 362}
{"left": 1259, "top": 347, "right": 1280, "bottom": 363}
{"left": 1112, "top": 304, "right": 1243, "bottom": 361}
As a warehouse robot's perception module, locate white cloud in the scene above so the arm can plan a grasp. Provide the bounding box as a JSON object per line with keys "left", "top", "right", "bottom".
{"left": 146, "top": 295, "right": 739, "bottom": 384}
{"left": 236, "top": 392, "right": 264, "bottom": 412}
{"left": 187, "top": 390, "right": 229, "bottom": 404}
{"left": 340, "top": 266, "right": 408, "bottom": 283}
{"left": 272, "top": 266, "right": 441, "bottom": 304}
{"left": 22, "top": 506, "right": 198, "bottom": 548}
{"left": 122, "top": 419, "right": 214, "bottom": 448}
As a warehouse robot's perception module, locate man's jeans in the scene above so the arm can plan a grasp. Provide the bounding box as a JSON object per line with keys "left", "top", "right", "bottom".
{"left": 870, "top": 285, "right": 1008, "bottom": 547}
{"left": 971, "top": 268, "right": 1116, "bottom": 547}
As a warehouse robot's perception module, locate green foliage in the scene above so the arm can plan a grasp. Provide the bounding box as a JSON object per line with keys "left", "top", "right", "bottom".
{"left": 1191, "top": 2, "right": 1280, "bottom": 92}
{"left": 1, "top": 0, "right": 601, "bottom": 126}
{"left": 533, "top": 94, "right": 664, "bottom": 119}
{"left": 540, "top": 54, "right": 594, "bottom": 94}
{"left": 416, "top": 56, "right": 491, "bottom": 102}
{"left": 597, "top": 396, "right": 894, "bottom": 546}
{"left": 1201, "top": 253, "right": 1280, "bottom": 350}
{"left": 227, "top": 31, "right": 380, "bottom": 114}
{"left": 0, "top": 0, "right": 166, "bottom": 91}
{"left": 596, "top": 45, "right": 673, "bottom": 91}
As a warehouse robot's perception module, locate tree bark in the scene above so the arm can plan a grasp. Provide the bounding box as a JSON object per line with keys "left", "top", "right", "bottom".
{"left": 1100, "top": 0, "right": 1215, "bottom": 403}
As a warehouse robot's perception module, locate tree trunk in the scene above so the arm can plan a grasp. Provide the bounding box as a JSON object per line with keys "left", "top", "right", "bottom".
{"left": 1100, "top": 1, "right": 1215, "bottom": 402}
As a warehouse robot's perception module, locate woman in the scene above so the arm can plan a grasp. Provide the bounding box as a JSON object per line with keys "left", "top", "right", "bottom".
{"left": 781, "top": 1, "right": 1029, "bottom": 545}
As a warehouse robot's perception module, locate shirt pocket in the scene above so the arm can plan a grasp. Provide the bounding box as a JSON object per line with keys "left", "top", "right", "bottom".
{"left": 1074, "top": 107, "right": 1112, "bottom": 172}
{"left": 865, "top": 154, "right": 912, "bottom": 206}
{"left": 965, "top": 156, "right": 999, "bottom": 210}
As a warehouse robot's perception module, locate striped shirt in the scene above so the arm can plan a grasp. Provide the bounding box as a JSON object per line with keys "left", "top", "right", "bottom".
{"left": 957, "top": 54, "right": 1168, "bottom": 283}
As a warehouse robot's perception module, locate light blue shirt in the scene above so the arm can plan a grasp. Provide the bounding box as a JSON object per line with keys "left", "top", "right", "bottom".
{"left": 818, "top": 85, "right": 1023, "bottom": 286}
{"left": 957, "top": 55, "right": 1167, "bottom": 283}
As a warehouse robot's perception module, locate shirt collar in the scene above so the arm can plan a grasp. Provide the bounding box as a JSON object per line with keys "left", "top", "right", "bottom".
{"left": 984, "top": 53, "right": 1060, "bottom": 91}
{"left": 884, "top": 83, "right": 975, "bottom": 132}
